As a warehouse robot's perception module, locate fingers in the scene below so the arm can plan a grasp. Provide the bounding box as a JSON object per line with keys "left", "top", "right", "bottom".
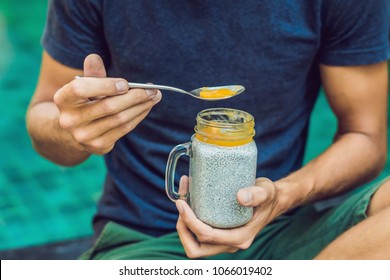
{"left": 55, "top": 77, "right": 130, "bottom": 104}
{"left": 63, "top": 91, "right": 162, "bottom": 154}
{"left": 73, "top": 88, "right": 161, "bottom": 124}
{"left": 56, "top": 87, "right": 162, "bottom": 155}
{"left": 70, "top": 99, "right": 156, "bottom": 144}
{"left": 176, "top": 217, "right": 236, "bottom": 259}
{"left": 83, "top": 54, "right": 107, "bottom": 78}
{"left": 176, "top": 200, "right": 249, "bottom": 248}
{"left": 175, "top": 200, "right": 211, "bottom": 234}
{"left": 79, "top": 108, "right": 152, "bottom": 154}
{"left": 178, "top": 175, "right": 189, "bottom": 197}
{"left": 57, "top": 90, "right": 161, "bottom": 131}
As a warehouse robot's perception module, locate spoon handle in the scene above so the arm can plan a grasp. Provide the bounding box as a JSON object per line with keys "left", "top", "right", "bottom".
{"left": 75, "top": 76, "right": 190, "bottom": 95}
{"left": 128, "top": 82, "right": 190, "bottom": 95}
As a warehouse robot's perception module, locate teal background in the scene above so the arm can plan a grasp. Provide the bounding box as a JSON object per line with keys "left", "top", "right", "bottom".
{"left": 0, "top": 0, "right": 388, "bottom": 251}
{"left": 0, "top": 1, "right": 105, "bottom": 250}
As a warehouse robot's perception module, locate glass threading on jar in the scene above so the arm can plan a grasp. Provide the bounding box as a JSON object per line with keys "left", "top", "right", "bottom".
{"left": 194, "top": 108, "right": 255, "bottom": 147}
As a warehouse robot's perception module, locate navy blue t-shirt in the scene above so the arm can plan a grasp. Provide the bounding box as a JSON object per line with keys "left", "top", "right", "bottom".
{"left": 43, "top": 0, "right": 389, "bottom": 237}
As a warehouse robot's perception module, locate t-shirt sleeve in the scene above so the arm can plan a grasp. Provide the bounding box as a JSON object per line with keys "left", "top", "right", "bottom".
{"left": 42, "top": 0, "right": 109, "bottom": 69}
{"left": 319, "top": 0, "right": 390, "bottom": 66}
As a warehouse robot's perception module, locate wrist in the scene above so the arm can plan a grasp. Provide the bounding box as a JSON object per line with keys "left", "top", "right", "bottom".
{"left": 275, "top": 175, "right": 314, "bottom": 213}
{"left": 27, "top": 103, "right": 91, "bottom": 166}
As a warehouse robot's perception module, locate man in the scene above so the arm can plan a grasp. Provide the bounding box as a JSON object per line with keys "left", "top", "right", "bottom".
{"left": 27, "top": 0, "right": 390, "bottom": 259}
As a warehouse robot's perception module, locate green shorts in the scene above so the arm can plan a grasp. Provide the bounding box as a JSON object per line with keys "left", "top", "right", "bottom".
{"left": 80, "top": 177, "right": 389, "bottom": 260}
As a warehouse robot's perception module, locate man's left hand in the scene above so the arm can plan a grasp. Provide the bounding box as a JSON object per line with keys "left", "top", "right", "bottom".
{"left": 175, "top": 176, "right": 284, "bottom": 258}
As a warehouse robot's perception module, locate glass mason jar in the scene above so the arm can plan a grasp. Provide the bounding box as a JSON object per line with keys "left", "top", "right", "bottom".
{"left": 165, "top": 108, "right": 257, "bottom": 228}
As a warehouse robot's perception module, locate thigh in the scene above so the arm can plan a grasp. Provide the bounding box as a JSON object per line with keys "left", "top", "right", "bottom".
{"left": 81, "top": 219, "right": 293, "bottom": 260}
{"left": 367, "top": 177, "right": 390, "bottom": 216}
{"left": 80, "top": 222, "right": 187, "bottom": 260}
{"left": 82, "top": 220, "right": 290, "bottom": 260}
{"left": 268, "top": 177, "right": 389, "bottom": 260}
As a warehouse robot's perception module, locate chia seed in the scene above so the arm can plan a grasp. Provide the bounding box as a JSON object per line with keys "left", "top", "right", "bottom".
{"left": 189, "top": 137, "right": 257, "bottom": 228}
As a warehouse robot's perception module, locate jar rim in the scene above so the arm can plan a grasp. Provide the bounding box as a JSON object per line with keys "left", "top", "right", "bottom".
{"left": 196, "top": 108, "right": 255, "bottom": 127}
{"left": 194, "top": 108, "right": 255, "bottom": 145}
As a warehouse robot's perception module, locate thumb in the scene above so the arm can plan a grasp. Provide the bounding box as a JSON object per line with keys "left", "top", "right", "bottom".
{"left": 237, "top": 186, "right": 268, "bottom": 207}
{"left": 83, "top": 54, "right": 107, "bottom": 78}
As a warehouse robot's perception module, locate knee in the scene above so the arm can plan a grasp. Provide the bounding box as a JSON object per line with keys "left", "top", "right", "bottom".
{"left": 367, "top": 178, "right": 390, "bottom": 217}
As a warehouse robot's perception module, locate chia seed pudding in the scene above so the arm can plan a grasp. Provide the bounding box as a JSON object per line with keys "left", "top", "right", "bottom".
{"left": 189, "top": 137, "right": 257, "bottom": 228}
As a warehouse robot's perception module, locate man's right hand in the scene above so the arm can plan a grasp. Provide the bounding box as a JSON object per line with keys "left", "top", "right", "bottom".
{"left": 53, "top": 54, "right": 162, "bottom": 155}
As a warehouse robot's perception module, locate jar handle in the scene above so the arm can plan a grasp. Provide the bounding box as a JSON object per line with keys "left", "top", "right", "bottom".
{"left": 165, "top": 142, "right": 191, "bottom": 202}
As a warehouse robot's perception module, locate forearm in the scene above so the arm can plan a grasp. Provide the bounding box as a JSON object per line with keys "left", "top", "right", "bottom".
{"left": 26, "top": 101, "right": 91, "bottom": 166}
{"left": 276, "top": 131, "right": 387, "bottom": 212}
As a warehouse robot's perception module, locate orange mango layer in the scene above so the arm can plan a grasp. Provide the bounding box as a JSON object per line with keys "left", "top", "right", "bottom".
{"left": 195, "top": 126, "right": 252, "bottom": 147}
{"left": 199, "top": 88, "right": 236, "bottom": 99}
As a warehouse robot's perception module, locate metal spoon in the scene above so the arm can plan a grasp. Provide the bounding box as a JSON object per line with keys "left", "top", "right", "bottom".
{"left": 127, "top": 82, "right": 245, "bottom": 101}
{"left": 75, "top": 76, "right": 244, "bottom": 100}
